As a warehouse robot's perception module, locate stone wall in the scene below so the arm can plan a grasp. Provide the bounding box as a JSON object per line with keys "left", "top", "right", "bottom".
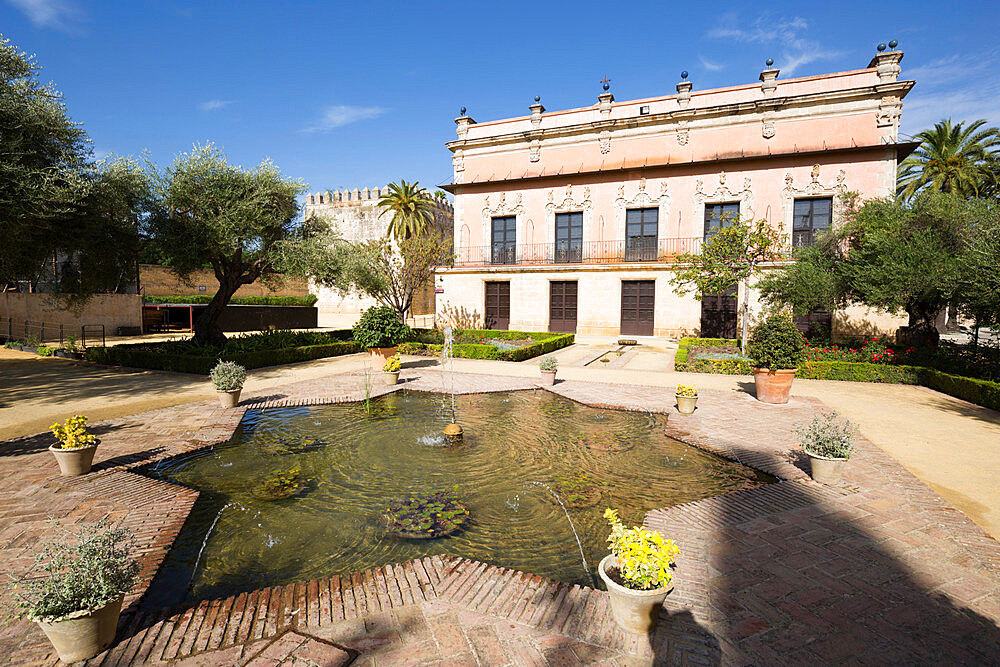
{"left": 0, "top": 293, "right": 142, "bottom": 341}
{"left": 139, "top": 265, "right": 309, "bottom": 298}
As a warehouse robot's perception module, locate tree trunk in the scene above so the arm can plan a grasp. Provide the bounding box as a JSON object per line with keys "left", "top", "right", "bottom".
{"left": 193, "top": 278, "right": 240, "bottom": 347}
{"left": 740, "top": 279, "right": 750, "bottom": 350}
{"left": 905, "top": 305, "right": 940, "bottom": 348}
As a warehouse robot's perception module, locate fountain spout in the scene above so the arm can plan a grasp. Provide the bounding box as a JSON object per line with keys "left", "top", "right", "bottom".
{"left": 441, "top": 325, "right": 462, "bottom": 441}
{"left": 525, "top": 481, "right": 598, "bottom": 588}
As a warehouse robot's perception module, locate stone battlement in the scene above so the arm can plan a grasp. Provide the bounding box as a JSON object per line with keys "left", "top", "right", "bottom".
{"left": 306, "top": 187, "right": 453, "bottom": 211}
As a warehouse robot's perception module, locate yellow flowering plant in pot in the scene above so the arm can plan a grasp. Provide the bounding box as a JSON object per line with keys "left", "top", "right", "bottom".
{"left": 383, "top": 353, "right": 402, "bottom": 385}
{"left": 49, "top": 416, "right": 99, "bottom": 476}
{"left": 674, "top": 384, "right": 698, "bottom": 415}
{"left": 598, "top": 509, "right": 679, "bottom": 633}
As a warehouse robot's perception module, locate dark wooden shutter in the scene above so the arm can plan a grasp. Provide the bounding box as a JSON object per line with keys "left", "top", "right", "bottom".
{"left": 549, "top": 281, "right": 578, "bottom": 333}
{"left": 620, "top": 280, "right": 654, "bottom": 336}
{"left": 484, "top": 281, "right": 510, "bottom": 330}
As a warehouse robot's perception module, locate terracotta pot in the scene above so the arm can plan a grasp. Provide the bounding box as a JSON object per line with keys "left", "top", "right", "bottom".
{"left": 217, "top": 389, "right": 242, "bottom": 408}
{"left": 49, "top": 442, "right": 99, "bottom": 476}
{"left": 806, "top": 452, "right": 848, "bottom": 485}
{"left": 539, "top": 370, "right": 556, "bottom": 386}
{"left": 35, "top": 595, "right": 123, "bottom": 663}
{"left": 384, "top": 371, "right": 400, "bottom": 386}
{"left": 369, "top": 346, "right": 398, "bottom": 365}
{"left": 598, "top": 555, "right": 673, "bottom": 633}
{"left": 675, "top": 394, "right": 698, "bottom": 415}
{"left": 752, "top": 368, "right": 796, "bottom": 404}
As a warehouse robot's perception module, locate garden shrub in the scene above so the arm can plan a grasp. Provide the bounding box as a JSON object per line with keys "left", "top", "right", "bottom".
{"left": 917, "top": 368, "right": 1000, "bottom": 412}
{"left": 352, "top": 306, "right": 411, "bottom": 348}
{"left": 144, "top": 294, "right": 318, "bottom": 307}
{"left": 747, "top": 314, "right": 806, "bottom": 370}
{"left": 398, "top": 330, "right": 573, "bottom": 361}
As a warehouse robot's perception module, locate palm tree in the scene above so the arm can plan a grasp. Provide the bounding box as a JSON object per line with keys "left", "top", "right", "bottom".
{"left": 377, "top": 180, "right": 435, "bottom": 240}
{"left": 897, "top": 119, "right": 1000, "bottom": 199}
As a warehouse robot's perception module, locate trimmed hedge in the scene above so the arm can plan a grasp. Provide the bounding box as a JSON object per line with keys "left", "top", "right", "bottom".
{"left": 144, "top": 294, "right": 318, "bottom": 307}
{"left": 400, "top": 331, "right": 574, "bottom": 362}
{"left": 86, "top": 340, "right": 362, "bottom": 374}
{"left": 673, "top": 338, "right": 1000, "bottom": 412}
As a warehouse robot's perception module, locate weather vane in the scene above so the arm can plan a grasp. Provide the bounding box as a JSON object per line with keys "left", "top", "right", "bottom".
{"left": 600, "top": 75, "right": 611, "bottom": 92}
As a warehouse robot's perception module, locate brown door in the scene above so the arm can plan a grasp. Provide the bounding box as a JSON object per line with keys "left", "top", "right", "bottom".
{"left": 620, "top": 280, "right": 654, "bottom": 336}
{"left": 549, "top": 281, "right": 578, "bottom": 333}
{"left": 700, "top": 285, "right": 738, "bottom": 338}
{"left": 484, "top": 281, "right": 510, "bottom": 330}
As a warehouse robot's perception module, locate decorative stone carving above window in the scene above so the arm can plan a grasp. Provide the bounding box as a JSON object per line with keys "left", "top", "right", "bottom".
{"left": 481, "top": 192, "right": 525, "bottom": 246}
{"left": 529, "top": 139, "right": 541, "bottom": 162}
{"left": 877, "top": 95, "right": 902, "bottom": 144}
{"left": 599, "top": 130, "right": 611, "bottom": 154}
{"left": 762, "top": 111, "right": 776, "bottom": 139}
{"left": 693, "top": 171, "right": 755, "bottom": 225}
{"left": 545, "top": 184, "right": 594, "bottom": 244}
{"left": 614, "top": 178, "right": 671, "bottom": 240}
{"left": 780, "top": 165, "right": 848, "bottom": 243}
{"left": 676, "top": 120, "right": 689, "bottom": 146}
{"left": 452, "top": 149, "right": 465, "bottom": 175}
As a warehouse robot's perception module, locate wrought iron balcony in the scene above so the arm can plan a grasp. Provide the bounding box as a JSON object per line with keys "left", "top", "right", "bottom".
{"left": 454, "top": 238, "right": 702, "bottom": 267}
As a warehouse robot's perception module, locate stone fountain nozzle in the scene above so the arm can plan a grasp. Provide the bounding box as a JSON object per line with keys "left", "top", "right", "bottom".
{"left": 443, "top": 421, "right": 464, "bottom": 442}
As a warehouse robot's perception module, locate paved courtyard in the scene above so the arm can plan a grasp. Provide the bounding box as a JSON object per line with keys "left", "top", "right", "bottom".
{"left": 2, "top": 365, "right": 999, "bottom": 665}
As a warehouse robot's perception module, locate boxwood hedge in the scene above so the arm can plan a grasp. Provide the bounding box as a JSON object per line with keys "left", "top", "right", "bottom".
{"left": 400, "top": 331, "right": 573, "bottom": 362}
{"left": 674, "top": 336, "right": 1000, "bottom": 411}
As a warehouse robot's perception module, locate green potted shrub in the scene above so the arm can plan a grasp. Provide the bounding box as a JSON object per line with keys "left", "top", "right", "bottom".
{"left": 746, "top": 313, "right": 806, "bottom": 404}
{"left": 21, "top": 333, "right": 41, "bottom": 354}
{"left": 539, "top": 357, "right": 558, "bottom": 386}
{"left": 353, "top": 305, "right": 411, "bottom": 365}
{"left": 675, "top": 384, "right": 698, "bottom": 415}
{"left": 8, "top": 520, "right": 139, "bottom": 663}
{"left": 210, "top": 360, "right": 247, "bottom": 408}
{"left": 49, "top": 415, "right": 99, "bottom": 476}
{"left": 55, "top": 335, "right": 85, "bottom": 360}
{"left": 598, "top": 508, "right": 679, "bottom": 633}
{"left": 797, "top": 411, "right": 858, "bottom": 484}
{"left": 383, "top": 353, "right": 401, "bottom": 385}
{"left": 37, "top": 345, "right": 55, "bottom": 357}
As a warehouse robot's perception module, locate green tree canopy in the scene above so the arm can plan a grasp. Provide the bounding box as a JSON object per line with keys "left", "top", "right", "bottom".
{"left": 377, "top": 180, "right": 435, "bottom": 240}
{"left": 669, "top": 218, "right": 787, "bottom": 349}
{"left": 147, "top": 143, "right": 314, "bottom": 346}
{"left": 897, "top": 119, "right": 1000, "bottom": 199}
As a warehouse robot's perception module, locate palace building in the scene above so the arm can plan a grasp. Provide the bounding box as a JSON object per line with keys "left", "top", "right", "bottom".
{"left": 435, "top": 47, "right": 915, "bottom": 339}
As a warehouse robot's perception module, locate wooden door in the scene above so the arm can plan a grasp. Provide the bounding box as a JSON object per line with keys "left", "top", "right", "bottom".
{"left": 700, "top": 285, "right": 738, "bottom": 338}
{"left": 484, "top": 281, "right": 510, "bottom": 330}
{"left": 620, "top": 280, "right": 655, "bottom": 336}
{"left": 549, "top": 281, "right": 578, "bottom": 333}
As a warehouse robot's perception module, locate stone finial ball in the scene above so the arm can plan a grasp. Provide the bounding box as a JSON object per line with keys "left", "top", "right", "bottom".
{"left": 888, "top": 39, "right": 898, "bottom": 49}
{"left": 877, "top": 43, "right": 887, "bottom": 52}
{"left": 680, "top": 70, "right": 688, "bottom": 80}
{"left": 766, "top": 58, "right": 774, "bottom": 67}
{"left": 602, "top": 82, "right": 610, "bottom": 91}
{"left": 460, "top": 106, "right": 466, "bottom": 115}
{"left": 534, "top": 95, "right": 540, "bottom": 102}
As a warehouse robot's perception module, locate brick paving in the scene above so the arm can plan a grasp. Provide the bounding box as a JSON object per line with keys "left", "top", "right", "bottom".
{"left": 1, "top": 370, "right": 999, "bottom": 665}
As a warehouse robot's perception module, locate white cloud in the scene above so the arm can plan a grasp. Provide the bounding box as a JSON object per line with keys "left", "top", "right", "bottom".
{"left": 899, "top": 49, "right": 1000, "bottom": 135}
{"left": 6, "top": 0, "right": 84, "bottom": 33}
{"left": 199, "top": 99, "right": 235, "bottom": 112}
{"left": 303, "top": 105, "right": 387, "bottom": 133}
{"left": 698, "top": 56, "right": 724, "bottom": 72}
{"left": 706, "top": 13, "right": 838, "bottom": 75}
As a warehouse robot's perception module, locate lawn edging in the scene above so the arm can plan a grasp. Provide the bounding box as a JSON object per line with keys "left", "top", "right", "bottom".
{"left": 674, "top": 337, "right": 1000, "bottom": 411}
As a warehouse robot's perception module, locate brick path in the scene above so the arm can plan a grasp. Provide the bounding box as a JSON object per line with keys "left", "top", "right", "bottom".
{"left": 1, "top": 370, "right": 999, "bottom": 665}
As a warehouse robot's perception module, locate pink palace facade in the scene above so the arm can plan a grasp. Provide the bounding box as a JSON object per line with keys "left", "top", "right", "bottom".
{"left": 435, "top": 47, "right": 915, "bottom": 339}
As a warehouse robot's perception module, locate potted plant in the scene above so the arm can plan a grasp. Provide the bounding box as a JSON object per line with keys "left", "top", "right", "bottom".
{"left": 746, "top": 313, "right": 806, "bottom": 404}
{"left": 49, "top": 415, "right": 99, "bottom": 476}
{"left": 210, "top": 360, "right": 247, "bottom": 408}
{"left": 383, "top": 353, "right": 401, "bottom": 385}
{"left": 8, "top": 520, "right": 140, "bottom": 663}
{"left": 539, "top": 357, "right": 558, "bottom": 386}
{"left": 675, "top": 384, "right": 698, "bottom": 415}
{"left": 55, "top": 335, "right": 85, "bottom": 360}
{"left": 37, "top": 345, "right": 55, "bottom": 357}
{"left": 598, "top": 509, "right": 679, "bottom": 634}
{"left": 21, "top": 333, "right": 40, "bottom": 354}
{"left": 353, "top": 305, "right": 411, "bottom": 364}
{"left": 797, "top": 411, "right": 858, "bottom": 484}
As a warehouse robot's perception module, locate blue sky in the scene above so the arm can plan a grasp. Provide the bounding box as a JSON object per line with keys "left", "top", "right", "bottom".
{"left": 3, "top": 0, "right": 999, "bottom": 197}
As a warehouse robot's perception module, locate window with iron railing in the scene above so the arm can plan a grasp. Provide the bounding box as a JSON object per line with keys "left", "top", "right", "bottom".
{"left": 554, "top": 211, "right": 583, "bottom": 263}
{"left": 792, "top": 198, "right": 832, "bottom": 247}
{"left": 491, "top": 216, "right": 516, "bottom": 265}
{"left": 625, "top": 208, "right": 658, "bottom": 262}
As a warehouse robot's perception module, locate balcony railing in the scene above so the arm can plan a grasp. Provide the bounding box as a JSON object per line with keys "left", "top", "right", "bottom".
{"left": 454, "top": 238, "right": 702, "bottom": 267}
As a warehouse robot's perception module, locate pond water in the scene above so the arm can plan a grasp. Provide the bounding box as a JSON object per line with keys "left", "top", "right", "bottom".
{"left": 142, "top": 390, "right": 773, "bottom": 607}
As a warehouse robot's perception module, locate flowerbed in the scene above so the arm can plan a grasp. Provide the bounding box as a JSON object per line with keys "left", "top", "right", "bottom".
{"left": 674, "top": 336, "right": 1000, "bottom": 411}
{"left": 399, "top": 329, "right": 574, "bottom": 362}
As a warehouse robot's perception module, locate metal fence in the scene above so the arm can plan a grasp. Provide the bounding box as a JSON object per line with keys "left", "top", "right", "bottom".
{"left": 454, "top": 238, "right": 702, "bottom": 267}
{"left": 1, "top": 318, "right": 106, "bottom": 348}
